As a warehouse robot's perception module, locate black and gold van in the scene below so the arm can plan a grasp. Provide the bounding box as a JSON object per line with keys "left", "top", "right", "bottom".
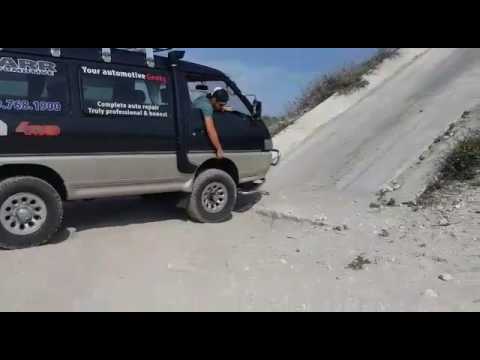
{"left": 0, "top": 48, "right": 278, "bottom": 249}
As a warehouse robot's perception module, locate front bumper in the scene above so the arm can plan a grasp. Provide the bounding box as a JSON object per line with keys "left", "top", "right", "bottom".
{"left": 271, "top": 149, "right": 281, "bottom": 166}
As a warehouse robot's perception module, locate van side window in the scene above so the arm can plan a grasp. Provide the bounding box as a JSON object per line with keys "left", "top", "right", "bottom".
{"left": 187, "top": 79, "right": 251, "bottom": 116}
{"left": 0, "top": 58, "right": 68, "bottom": 114}
{"left": 80, "top": 66, "right": 169, "bottom": 118}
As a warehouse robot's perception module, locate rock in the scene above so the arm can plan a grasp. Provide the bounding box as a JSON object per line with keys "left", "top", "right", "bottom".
{"left": 439, "top": 273, "right": 454, "bottom": 282}
{"left": 439, "top": 218, "right": 450, "bottom": 227}
{"left": 370, "top": 202, "right": 381, "bottom": 209}
{"left": 402, "top": 201, "right": 418, "bottom": 208}
{"left": 343, "top": 224, "right": 349, "bottom": 231}
{"left": 333, "top": 225, "right": 343, "bottom": 231}
{"left": 346, "top": 256, "right": 372, "bottom": 270}
{"left": 434, "top": 136, "right": 442, "bottom": 143}
{"left": 296, "top": 249, "right": 301, "bottom": 253}
{"left": 384, "top": 185, "right": 394, "bottom": 193}
{"left": 386, "top": 198, "right": 396, "bottom": 207}
{"left": 314, "top": 215, "right": 328, "bottom": 222}
{"left": 423, "top": 289, "right": 439, "bottom": 298}
{"left": 419, "top": 154, "right": 426, "bottom": 161}
{"left": 378, "top": 229, "right": 390, "bottom": 237}
{"left": 432, "top": 256, "right": 448, "bottom": 263}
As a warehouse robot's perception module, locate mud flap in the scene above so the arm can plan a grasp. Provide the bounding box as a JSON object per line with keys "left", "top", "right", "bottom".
{"left": 175, "top": 193, "right": 191, "bottom": 209}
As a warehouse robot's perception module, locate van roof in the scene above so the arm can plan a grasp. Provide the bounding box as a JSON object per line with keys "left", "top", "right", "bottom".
{"left": 0, "top": 48, "right": 226, "bottom": 78}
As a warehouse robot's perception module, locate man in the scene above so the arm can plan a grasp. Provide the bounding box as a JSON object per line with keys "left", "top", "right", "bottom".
{"left": 192, "top": 87, "right": 230, "bottom": 159}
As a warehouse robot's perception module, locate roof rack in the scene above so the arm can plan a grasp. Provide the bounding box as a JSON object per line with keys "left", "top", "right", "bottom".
{"left": 0, "top": 48, "right": 178, "bottom": 68}
{"left": 111, "top": 48, "right": 174, "bottom": 68}
{"left": 9, "top": 48, "right": 174, "bottom": 68}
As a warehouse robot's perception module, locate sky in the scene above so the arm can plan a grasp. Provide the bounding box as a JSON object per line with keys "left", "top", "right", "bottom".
{"left": 181, "top": 48, "right": 378, "bottom": 116}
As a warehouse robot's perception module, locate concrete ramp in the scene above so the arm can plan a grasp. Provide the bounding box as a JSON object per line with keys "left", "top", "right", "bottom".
{"left": 260, "top": 48, "right": 480, "bottom": 220}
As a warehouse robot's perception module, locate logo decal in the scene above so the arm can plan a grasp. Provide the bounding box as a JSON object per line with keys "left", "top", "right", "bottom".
{"left": 0, "top": 57, "right": 57, "bottom": 77}
{"left": 0, "top": 120, "right": 7, "bottom": 136}
{"left": 16, "top": 121, "right": 61, "bottom": 137}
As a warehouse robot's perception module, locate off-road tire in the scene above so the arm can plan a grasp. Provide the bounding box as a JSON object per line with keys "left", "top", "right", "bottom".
{"left": 0, "top": 177, "right": 63, "bottom": 250}
{"left": 187, "top": 169, "right": 237, "bottom": 223}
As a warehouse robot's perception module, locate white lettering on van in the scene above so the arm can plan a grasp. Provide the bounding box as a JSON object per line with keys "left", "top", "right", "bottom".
{"left": 0, "top": 120, "right": 7, "bottom": 136}
{"left": 81, "top": 66, "right": 101, "bottom": 75}
{"left": 0, "top": 57, "right": 57, "bottom": 76}
{"left": 87, "top": 107, "right": 105, "bottom": 116}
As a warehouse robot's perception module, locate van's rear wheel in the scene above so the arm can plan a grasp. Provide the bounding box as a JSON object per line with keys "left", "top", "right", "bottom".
{"left": 187, "top": 169, "right": 237, "bottom": 223}
{"left": 0, "top": 177, "right": 63, "bottom": 250}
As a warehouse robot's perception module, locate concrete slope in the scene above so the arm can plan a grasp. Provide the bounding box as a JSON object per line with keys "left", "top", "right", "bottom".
{"left": 267, "top": 48, "right": 480, "bottom": 199}
{"left": 273, "top": 48, "right": 431, "bottom": 158}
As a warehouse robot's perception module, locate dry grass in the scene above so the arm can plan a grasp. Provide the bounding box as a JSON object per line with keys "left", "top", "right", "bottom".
{"left": 418, "top": 135, "right": 480, "bottom": 206}
{"left": 287, "top": 48, "right": 400, "bottom": 119}
{"left": 263, "top": 49, "right": 400, "bottom": 137}
{"left": 262, "top": 116, "right": 293, "bottom": 137}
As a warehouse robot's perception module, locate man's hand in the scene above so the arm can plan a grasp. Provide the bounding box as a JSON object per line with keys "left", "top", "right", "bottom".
{"left": 216, "top": 148, "right": 225, "bottom": 159}
{"left": 204, "top": 116, "right": 225, "bottom": 159}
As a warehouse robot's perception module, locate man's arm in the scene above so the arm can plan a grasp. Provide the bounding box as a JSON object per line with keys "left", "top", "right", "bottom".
{"left": 204, "top": 116, "right": 224, "bottom": 159}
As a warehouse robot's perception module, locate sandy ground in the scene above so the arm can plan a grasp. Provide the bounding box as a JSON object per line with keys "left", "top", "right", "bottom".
{"left": 1, "top": 181, "right": 479, "bottom": 312}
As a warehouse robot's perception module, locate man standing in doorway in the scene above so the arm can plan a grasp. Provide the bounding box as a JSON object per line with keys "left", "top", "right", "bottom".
{"left": 192, "top": 87, "right": 230, "bottom": 159}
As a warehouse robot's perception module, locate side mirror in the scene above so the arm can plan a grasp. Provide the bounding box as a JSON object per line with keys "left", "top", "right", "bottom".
{"left": 253, "top": 100, "right": 263, "bottom": 120}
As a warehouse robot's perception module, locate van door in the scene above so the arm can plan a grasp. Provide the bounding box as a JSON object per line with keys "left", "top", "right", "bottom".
{"left": 62, "top": 61, "right": 189, "bottom": 197}
{"left": 68, "top": 61, "right": 190, "bottom": 194}
{"left": 183, "top": 76, "right": 268, "bottom": 153}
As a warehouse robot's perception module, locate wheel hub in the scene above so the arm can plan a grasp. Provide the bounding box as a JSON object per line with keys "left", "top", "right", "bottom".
{"left": 15, "top": 207, "right": 34, "bottom": 224}
{"left": 201, "top": 182, "right": 228, "bottom": 214}
{"left": 0, "top": 192, "right": 47, "bottom": 236}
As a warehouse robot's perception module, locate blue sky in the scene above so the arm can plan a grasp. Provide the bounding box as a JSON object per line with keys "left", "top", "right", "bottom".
{"left": 181, "top": 48, "right": 378, "bottom": 116}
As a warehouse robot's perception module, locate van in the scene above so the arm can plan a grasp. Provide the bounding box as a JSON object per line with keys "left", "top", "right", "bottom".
{"left": 0, "top": 48, "right": 279, "bottom": 249}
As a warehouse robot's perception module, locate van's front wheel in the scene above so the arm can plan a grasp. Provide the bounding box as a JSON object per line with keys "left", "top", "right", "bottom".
{"left": 0, "top": 177, "right": 63, "bottom": 250}
{"left": 187, "top": 169, "right": 237, "bottom": 223}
